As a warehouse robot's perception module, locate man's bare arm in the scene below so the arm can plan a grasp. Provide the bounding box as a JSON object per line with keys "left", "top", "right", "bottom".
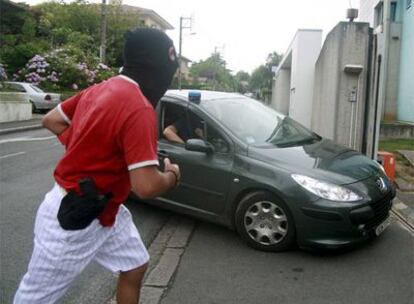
{"left": 42, "top": 107, "right": 70, "bottom": 135}
{"left": 129, "top": 158, "right": 181, "bottom": 200}
{"left": 163, "top": 125, "right": 184, "bottom": 144}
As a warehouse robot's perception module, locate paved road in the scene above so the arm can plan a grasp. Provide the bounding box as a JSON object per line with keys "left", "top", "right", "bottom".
{"left": 0, "top": 129, "right": 172, "bottom": 304}
{"left": 2, "top": 128, "right": 413, "bottom": 304}
{"left": 162, "top": 219, "right": 414, "bottom": 304}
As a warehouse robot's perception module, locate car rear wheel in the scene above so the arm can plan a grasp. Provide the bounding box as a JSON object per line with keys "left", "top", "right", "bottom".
{"left": 235, "top": 191, "right": 296, "bottom": 251}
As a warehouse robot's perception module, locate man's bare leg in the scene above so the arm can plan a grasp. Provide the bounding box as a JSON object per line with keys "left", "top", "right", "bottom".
{"left": 117, "top": 263, "right": 148, "bottom": 304}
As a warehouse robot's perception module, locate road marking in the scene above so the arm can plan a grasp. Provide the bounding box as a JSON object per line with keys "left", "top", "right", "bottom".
{"left": 0, "top": 124, "right": 42, "bottom": 134}
{"left": 0, "top": 135, "right": 55, "bottom": 145}
{"left": 0, "top": 151, "right": 26, "bottom": 160}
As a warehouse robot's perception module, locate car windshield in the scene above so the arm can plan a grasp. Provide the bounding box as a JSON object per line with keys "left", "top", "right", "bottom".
{"left": 30, "top": 85, "right": 44, "bottom": 93}
{"left": 200, "top": 97, "right": 319, "bottom": 146}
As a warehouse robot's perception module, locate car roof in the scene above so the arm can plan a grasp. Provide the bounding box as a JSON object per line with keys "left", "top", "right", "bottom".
{"left": 165, "top": 90, "right": 245, "bottom": 102}
{"left": 5, "top": 81, "right": 30, "bottom": 86}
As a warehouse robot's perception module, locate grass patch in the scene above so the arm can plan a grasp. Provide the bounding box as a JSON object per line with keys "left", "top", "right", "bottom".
{"left": 379, "top": 138, "right": 414, "bottom": 153}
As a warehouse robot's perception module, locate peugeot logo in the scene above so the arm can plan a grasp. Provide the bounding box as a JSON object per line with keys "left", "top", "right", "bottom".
{"left": 375, "top": 177, "right": 387, "bottom": 193}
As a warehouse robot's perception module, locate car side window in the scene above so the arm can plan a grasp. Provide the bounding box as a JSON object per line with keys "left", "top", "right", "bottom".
{"left": 204, "top": 122, "right": 230, "bottom": 154}
{"left": 161, "top": 103, "right": 199, "bottom": 144}
{"left": 10, "top": 84, "right": 26, "bottom": 93}
{"left": 161, "top": 102, "right": 229, "bottom": 153}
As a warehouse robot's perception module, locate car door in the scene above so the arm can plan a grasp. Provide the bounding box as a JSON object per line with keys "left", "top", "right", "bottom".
{"left": 157, "top": 100, "right": 234, "bottom": 215}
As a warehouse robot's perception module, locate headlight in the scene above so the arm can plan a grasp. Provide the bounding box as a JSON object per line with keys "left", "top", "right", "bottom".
{"left": 291, "top": 174, "right": 362, "bottom": 202}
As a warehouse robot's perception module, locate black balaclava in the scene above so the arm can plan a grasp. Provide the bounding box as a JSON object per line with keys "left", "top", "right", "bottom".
{"left": 121, "top": 28, "right": 178, "bottom": 107}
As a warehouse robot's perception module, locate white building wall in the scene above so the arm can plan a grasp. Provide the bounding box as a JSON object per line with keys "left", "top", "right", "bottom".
{"left": 288, "top": 30, "right": 322, "bottom": 128}
{"left": 359, "top": 0, "right": 381, "bottom": 24}
{"left": 271, "top": 69, "right": 291, "bottom": 114}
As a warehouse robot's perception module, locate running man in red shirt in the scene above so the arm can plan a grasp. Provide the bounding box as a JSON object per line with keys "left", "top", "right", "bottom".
{"left": 14, "top": 28, "right": 179, "bottom": 304}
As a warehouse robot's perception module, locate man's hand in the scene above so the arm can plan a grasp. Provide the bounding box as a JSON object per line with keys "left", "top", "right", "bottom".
{"left": 129, "top": 159, "right": 181, "bottom": 200}
{"left": 163, "top": 158, "right": 181, "bottom": 186}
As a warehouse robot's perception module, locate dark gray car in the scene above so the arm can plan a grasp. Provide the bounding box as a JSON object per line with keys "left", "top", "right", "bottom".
{"left": 143, "top": 90, "right": 395, "bottom": 251}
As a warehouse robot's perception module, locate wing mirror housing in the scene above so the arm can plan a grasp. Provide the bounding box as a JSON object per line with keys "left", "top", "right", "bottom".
{"left": 185, "top": 139, "right": 214, "bottom": 154}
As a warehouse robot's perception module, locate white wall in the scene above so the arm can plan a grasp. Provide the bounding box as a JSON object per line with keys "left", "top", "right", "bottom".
{"left": 271, "top": 30, "right": 322, "bottom": 127}
{"left": 359, "top": 0, "right": 381, "bottom": 24}
{"left": 271, "top": 69, "right": 291, "bottom": 114}
{"left": 288, "top": 30, "right": 322, "bottom": 128}
{"left": 0, "top": 93, "right": 32, "bottom": 122}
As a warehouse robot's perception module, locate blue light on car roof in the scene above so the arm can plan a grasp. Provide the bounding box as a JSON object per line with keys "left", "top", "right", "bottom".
{"left": 188, "top": 91, "right": 201, "bottom": 104}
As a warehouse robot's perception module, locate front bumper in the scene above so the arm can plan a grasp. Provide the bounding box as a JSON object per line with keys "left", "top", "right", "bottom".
{"left": 295, "top": 185, "right": 396, "bottom": 250}
{"left": 34, "top": 101, "right": 59, "bottom": 110}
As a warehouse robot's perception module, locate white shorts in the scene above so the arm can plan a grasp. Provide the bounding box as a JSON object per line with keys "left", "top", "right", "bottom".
{"left": 14, "top": 184, "right": 149, "bottom": 304}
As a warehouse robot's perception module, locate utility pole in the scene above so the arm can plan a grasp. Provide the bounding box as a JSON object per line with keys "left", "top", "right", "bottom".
{"left": 178, "top": 16, "right": 193, "bottom": 90}
{"left": 100, "top": 0, "right": 107, "bottom": 63}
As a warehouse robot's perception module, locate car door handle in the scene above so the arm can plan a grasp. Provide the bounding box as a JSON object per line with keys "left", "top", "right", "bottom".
{"left": 157, "top": 150, "right": 169, "bottom": 158}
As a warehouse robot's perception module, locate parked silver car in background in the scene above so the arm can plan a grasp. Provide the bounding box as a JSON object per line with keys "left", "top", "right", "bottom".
{"left": 3, "top": 81, "right": 61, "bottom": 112}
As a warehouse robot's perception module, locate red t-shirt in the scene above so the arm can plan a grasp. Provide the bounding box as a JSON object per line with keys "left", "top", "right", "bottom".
{"left": 54, "top": 75, "right": 159, "bottom": 227}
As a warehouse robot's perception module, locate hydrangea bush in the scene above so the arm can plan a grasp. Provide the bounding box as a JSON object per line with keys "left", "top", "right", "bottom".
{"left": 13, "top": 48, "right": 116, "bottom": 91}
{"left": 0, "top": 63, "right": 8, "bottom": 81}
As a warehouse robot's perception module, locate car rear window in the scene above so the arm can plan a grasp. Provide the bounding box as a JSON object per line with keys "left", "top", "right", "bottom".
{"left": 30, "top": 85, "right": 44, "bottom": 93}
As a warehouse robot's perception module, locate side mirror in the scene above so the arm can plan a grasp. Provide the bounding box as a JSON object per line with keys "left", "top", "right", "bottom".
{"left": 185, "top": 139, "right": 214, "bottom": 154}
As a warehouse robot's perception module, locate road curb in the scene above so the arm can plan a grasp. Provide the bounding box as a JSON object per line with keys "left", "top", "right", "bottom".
{"left": 141, "top": 217, "right": 195, "bottom": 304}
{"left": 392, "top": 197, "right": 414, "bottom": 231}
{"left": 0, "top": 124, "right": 43, "bottom": 135}
{"left": 397, "top": 150, "right": 414, "bottom": 168}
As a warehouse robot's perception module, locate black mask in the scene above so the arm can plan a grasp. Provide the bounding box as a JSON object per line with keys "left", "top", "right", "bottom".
{"left": 121, "top": 28, "right": 178, "bottom": 107}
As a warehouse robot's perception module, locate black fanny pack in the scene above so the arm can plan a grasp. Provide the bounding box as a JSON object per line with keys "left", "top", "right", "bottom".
{"left": 57, "top": 178, "right": 113, "bottom": 230}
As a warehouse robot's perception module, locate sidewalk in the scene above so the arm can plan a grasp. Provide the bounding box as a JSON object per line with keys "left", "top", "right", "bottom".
{"left": 0, "top": 115, "right": 43, "bottom": 135}
{"left": 393, "top": 150, "right": 414, "bottom": 228}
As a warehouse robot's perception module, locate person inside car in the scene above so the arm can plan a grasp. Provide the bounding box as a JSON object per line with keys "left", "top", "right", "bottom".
{"left": 163, "top": 114, "right": 204, "bottom": 144}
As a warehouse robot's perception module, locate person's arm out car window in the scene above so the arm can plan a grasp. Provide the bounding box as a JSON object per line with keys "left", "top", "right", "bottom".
{"left": 163, "top": 124, "right": 185, "bottom": 143}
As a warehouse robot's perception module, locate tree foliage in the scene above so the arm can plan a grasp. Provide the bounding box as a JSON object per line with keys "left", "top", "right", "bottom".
{"left": 249, "top": 51, "right": 282, "bottom": 101}
{"left": 0, "top": 0, "right": 140, "bottom": 91}
{"left": 188, "top": 52, "right": 237, "bottom": 92}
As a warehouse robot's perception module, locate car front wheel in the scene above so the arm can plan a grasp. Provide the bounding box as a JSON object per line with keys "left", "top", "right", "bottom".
{"left": 235, "top": 191, "right": 296, "bottom": 251}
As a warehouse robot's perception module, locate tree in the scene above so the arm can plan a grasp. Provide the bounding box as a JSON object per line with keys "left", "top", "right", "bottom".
{"left": 189, "top": 52, "right": 236, "bottom": 92}
{"left": 249, "top": 51, "right": 282, "bottom": 101}
{"left": 0, "top": 0, "right": 141, "bottom": 76}
{"left": 234, "top": 71, "right": 250, "bottom": 93}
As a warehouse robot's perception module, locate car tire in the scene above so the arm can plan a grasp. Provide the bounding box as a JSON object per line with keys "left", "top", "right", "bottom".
{"left": 30, "top": 101, "right": 37, "bottom": 113}
{"left": 235, "top": 191, "right": 296, "bottom": 252}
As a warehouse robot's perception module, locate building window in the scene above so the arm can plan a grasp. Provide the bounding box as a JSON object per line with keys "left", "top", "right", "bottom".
{"left": 391, "top": 2, "right": 397, "bottom": 21}
{"left": 374, "top": 2, "right": 383, "bottom": 27}
{"left": 408, "top": 0, "right": 412, "bottom": 9}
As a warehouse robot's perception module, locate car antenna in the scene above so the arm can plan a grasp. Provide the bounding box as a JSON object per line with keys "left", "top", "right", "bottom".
{"left": 186, "top": 91, "right": 201, "bottom": 138}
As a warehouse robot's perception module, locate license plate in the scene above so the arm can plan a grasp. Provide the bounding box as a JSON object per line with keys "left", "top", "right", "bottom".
{"left": 375, "top": 217, "right": 391, "bottom": 236}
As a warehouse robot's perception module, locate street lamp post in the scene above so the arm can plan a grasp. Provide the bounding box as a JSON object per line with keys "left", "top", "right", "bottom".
{"left": 178, "top": 16, "right": 193, "bottom": 90}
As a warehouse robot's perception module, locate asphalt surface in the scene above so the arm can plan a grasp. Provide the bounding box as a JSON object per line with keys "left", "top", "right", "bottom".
{"left": 0, "top": 128, "right": 172, "bottom": 304}
{"left": 1, "top": 127, "right": 413, "bottom": 304}
{"left": 162, "top": 220, "right": 414, "bottom": 304}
